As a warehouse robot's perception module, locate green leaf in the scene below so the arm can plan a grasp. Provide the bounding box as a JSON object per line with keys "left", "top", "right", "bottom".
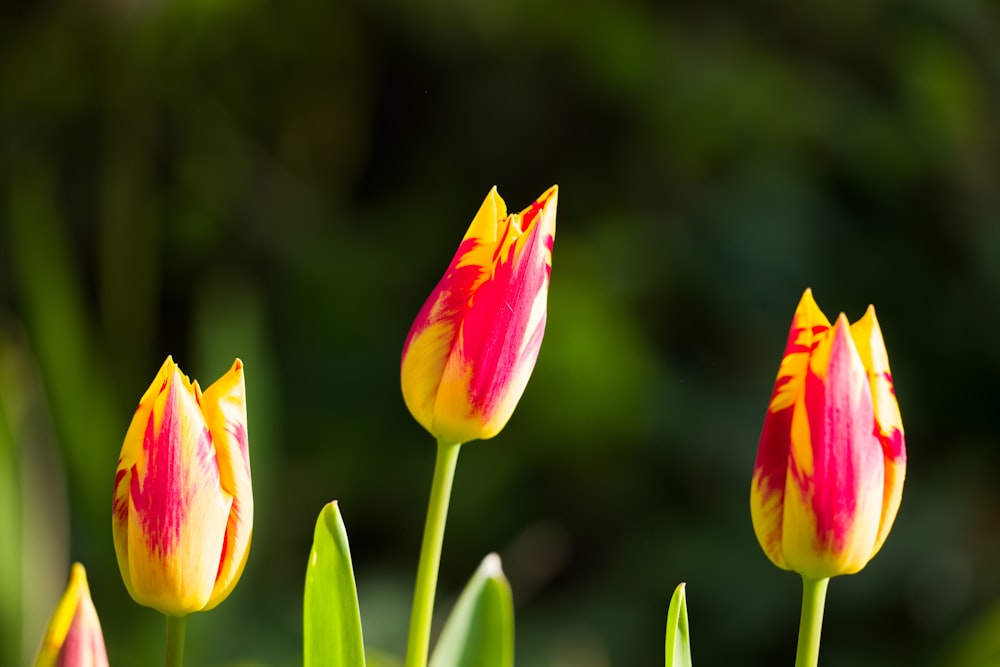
{"left": 429, "top": 553, "right": 514, "bottom": 667}
{"left": 665, "top": 582, "right": 693, "bottom": 667}
{"left": 304, "top": 501, "right": 366, "bottom": 667}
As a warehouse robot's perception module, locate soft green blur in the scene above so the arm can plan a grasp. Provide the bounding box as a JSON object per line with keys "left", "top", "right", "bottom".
{"left": 2, "top": 1, "right": 1000, "bottom": 665}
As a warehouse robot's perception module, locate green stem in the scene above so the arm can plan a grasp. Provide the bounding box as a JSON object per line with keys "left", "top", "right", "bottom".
{"left": 404, "top": 439, "right": 462, "bottom": 667}
{"left": 794, "top": 576, "right": 829, "bottom": 667}
{"left": 164, "top": 615, "right": 187, "bottom": 667}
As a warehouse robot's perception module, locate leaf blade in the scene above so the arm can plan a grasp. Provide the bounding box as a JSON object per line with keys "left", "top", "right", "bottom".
{"left": 304, "top": 501, "right": 366, "bottom": 667}
{"left": 429, "top": 553, "right": 514, "bottom": 667}
{"left": 665, "top": 582, "right": 693, "bottom": 667}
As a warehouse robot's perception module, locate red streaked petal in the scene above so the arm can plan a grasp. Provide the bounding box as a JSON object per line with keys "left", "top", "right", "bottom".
{"left": 768, "top": 289, "right": 831, "bottom": 414}
{"left": 455, "top": 187, "right": 556, "bottom": 438}
{"left": 796, "top": 317, "right": 883, "bottom": 574}
{"left": 400, "top": 190, "right": 508, "bottom": 437}
{"left": 112, "top": 358, "right": 177, "bottom": 600}
{"left": 401, "top": 237, "right": 485, "bottom": 437}
{"left": 849, "top": 306, "right": 905, "bottom": 455}
{"left": 751, "top": 289, "right": 832, "bottom": 570}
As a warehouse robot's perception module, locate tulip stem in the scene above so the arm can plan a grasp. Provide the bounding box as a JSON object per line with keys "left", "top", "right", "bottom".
{"left": 794, "top": 576, "right": 829, "bottom": 667}
{"left": 164, "top": 615, "right": 187, "bottom": 667}
{"left": 405, "top": 439, "right": 462, "bottom": 667}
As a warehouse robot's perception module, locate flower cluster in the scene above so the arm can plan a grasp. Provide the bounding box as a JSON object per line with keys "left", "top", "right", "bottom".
{"left": 32, "top": 187, "right": 912, "bottom": 667}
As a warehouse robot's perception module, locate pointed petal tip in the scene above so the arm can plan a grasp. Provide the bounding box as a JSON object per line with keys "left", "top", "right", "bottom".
{"left": 864, "top": 303, "right": 879, "bottom": 322}
{"left": 794, "top": 288, "right": 825, "bottom": 319}
{"left": 68, "top": 562, "right": 90, "bottom": 590}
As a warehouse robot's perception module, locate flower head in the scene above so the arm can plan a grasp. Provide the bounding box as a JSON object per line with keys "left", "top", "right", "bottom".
{"left": 750, "top": 289, "right": 906, "bottom": 578}
{"left": 401, "top": 186, "right": 557, "bottom": 445}
{"left": 35, "top": 563, "right": 108, "bottom": 667}
{"left": 112, "top": 356, "right": 252, "bottom": 615}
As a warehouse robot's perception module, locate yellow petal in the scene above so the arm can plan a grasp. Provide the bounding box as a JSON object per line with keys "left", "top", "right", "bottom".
{"left": 200, "top": 359, "right": 253, "bottom": 610}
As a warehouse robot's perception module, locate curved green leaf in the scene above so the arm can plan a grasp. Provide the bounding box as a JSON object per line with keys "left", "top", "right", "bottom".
{"left": 665, "top": 582, "right": 692, "bottom": 667}
{"left": 429, "top": 553, "right": 513, "bottom": 667}
{"left": 304, "top": 501, "right": 366, "bottom": 667}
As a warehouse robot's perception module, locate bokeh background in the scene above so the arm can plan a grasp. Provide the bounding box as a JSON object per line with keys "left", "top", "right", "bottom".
{"left": 3, "top": 0, "right": 1000, "bottom": 665}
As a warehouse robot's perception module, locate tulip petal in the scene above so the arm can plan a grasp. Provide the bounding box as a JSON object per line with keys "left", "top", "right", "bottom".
{"left": 784, "top": 317, "right": 883, "bottom": 577}
{"left": 437, "top": 186, "right": 557, "bottom": 440}
{"left": 113, "top": 356, "right": 178, "bottom": 603}
{"left": 199, "top": 359, "right": 253, "bottom": 610}
{"left": 849, "top": 307, "right": 906, "bottom": 557}
{"left": 751, "top": 289, "right": 830, "bottom": 569}
{"left": 401, "top": 188, "right": 509, "bottom": 439}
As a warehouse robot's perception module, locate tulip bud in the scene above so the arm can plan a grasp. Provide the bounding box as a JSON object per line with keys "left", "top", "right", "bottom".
{"left": 35, "top": 563, "right": 109, "bottom": 667}
{"left": 750, "top": 289, "right": 906, "bottom": 578}
{"left": 112, "top": 356, "right": 252, "bottom": 616}
{"left": 401, "top": 186, "right": 558, "bottom": 445}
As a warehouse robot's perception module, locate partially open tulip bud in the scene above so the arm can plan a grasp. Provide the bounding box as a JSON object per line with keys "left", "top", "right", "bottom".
{"left": 750, "top": 289, "right": 906, "bottom": 579}
{"left": 35, "top": 563, "right": 109, "bottom": 667}
{"left": 401, "top": 186, "right": 558, "bottom": 445}
{"left": 112, "top": 356, "right": 252, "bottom": 616}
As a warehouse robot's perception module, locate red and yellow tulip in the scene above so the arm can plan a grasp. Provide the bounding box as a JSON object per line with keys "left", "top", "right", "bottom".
{"left": 112, "top": 356, "right": 252, "bottom": 616}
{"left": 401, "top": 186, "right": 558, "bottom": 445}
{"left": 750, "top": 289, "right": 906, "bottom": 579}
{"left": 35, "top": 563, "right": 108, "bottom": 667}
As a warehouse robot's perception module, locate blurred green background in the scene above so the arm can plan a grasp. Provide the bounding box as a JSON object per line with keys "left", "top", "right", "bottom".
{"left": 3, "top": 0, "right": 1000, "bottom": 665}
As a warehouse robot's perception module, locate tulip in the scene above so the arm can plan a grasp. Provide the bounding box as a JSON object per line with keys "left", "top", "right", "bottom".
{"left": 750, "top": 289, "right": 906, "bottom": 579}
{"left": 112, "top": 356, "right": 252, "bottom": 617}
{"left": 401, "top": 185, "right": 558, "bottom": 445}
{"left": 401, "top": 186, "right": 557, "bottom": 667}
{"left": 35, "top": 563, "right": 109, "bottom": 667}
